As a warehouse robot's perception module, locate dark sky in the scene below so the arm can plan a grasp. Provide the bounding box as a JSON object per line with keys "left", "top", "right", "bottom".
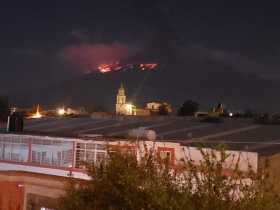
{"left": 1, "top": 0, "right": 280, "bottom": 111}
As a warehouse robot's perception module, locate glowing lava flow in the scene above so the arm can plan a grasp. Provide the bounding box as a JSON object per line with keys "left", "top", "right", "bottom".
{"left": 96, "top": 62, "right": 157, "bottom": 73}
{"left": 139, "top": 63, "right": 157, "bottom": 70}
{"left": 98, "top": 65, "right": 111, "bottom": 73}
{"left": 97, "top": 62, "right": 121, "bottom": 73}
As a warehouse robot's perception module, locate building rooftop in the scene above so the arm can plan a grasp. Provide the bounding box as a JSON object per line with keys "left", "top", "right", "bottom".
{"left": 1, "top": 116, "right": 280, "bottom": 156}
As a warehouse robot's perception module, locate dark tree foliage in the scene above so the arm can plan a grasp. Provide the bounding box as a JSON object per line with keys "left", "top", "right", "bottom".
{"left": 200, "top": 116, "right": 223, "bottom": 123}
{"left": 234, "top": 109, "right": 256, "bottom": 118}
{"left": 158, "top": 103, "right": 169, "bottom": 115}
{"left": 244, "top": 109, "right": 254, "bottom": 118}
{"left": 177, "top": 100, "right": 199, "bottom": 116}
{"left": 86, "top": 105, "right": 108, "bottom": 114}
{"left": 57, "top": 143, "right": 280, "bottom": 210}
{"left": 57, "top": 150, "right": 188, "bottom": 210}
{"left": 0, "top": 97, "right": 10, "bottom": 122}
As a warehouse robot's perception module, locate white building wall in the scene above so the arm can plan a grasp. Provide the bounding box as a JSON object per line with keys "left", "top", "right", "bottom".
{"left": 111, "top": 140, "right": 258, "bottom": 173}
{"left": 0, "top": 134, "right": 259, "bottom": 177}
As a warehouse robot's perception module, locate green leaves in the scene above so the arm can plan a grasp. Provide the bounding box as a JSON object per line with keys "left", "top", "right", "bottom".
{"left": 57, "top": 142, "right": 280, "bottom": 210}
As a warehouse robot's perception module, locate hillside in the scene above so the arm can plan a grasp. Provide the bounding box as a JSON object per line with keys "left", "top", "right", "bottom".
{"left": 7, "top": 59, "right": 280, "bottom": 113}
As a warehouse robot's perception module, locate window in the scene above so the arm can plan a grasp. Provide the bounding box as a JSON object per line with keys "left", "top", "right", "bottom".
{"left": 31, "top": 139, "right": 73, "bottom": 167}
{"left": 160, "top": 151, "right": 171, "bottom": 160}
{"left": 0, "top": 137, "right": 29, "bottom": 162}
{"left": 74, "top": 142, "right": 107, "bottom": 169}
{"left": 157, "top": 147, "right": 175, "bottom": 165}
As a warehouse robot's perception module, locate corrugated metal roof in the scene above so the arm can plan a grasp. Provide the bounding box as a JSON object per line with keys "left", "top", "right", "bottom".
{"left": 1, "top": 116, "right": 280, "bottom": 156}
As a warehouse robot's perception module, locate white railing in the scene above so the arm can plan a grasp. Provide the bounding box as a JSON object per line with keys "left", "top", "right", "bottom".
{"left": 0, "top": 136, "right": 29, "bottom": 162}
{"left": 0, "top": 134, "right": 107, "bottom": 171}
{"left": 74, "top": 142, "right": 107, "bottom": 169}
{"left": 31, "top": 138, "right": 73, "bottom": 167}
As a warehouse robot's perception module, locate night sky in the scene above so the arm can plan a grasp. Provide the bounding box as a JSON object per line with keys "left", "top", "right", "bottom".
{"left": 1, "top": 0, "right": 280, "bottom": 112}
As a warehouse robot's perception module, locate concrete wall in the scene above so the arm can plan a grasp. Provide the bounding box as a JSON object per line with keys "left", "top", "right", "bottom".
{"left": 0, "top": 171, "right": 68, "bottom": 210}
{"left": 179, "top": 146, "right": 258, "bottom": 173}
{"left": 110, "top": 140, "right": 259, "bottom": 173}
{"left": 135, "top": 109, "right": 151, "bottom": 116}
{"left": 0, "top": 180, "right": 24, "bottom": 210}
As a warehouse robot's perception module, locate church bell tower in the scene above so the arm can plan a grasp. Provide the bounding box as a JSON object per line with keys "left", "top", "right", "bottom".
{"left": 116, "top": 84, "right": 126, "bottom": 114}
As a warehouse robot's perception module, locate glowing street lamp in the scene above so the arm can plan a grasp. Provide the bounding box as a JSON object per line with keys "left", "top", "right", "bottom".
{"left": 58, "top": 109, "right": 65, "bottom": 115}
{"left": 58, "top": 103, "right": 65, "bottom": 115}
{"left": 126, "top": 104, "right": 132, "bottom": 115}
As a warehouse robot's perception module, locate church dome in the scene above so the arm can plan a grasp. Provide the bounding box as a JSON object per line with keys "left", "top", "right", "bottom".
{"left": 118, "top": 84, "right": 124, "bottom": 90}
{"left": 118, "top": 84, "right": 125, "bottom": 95}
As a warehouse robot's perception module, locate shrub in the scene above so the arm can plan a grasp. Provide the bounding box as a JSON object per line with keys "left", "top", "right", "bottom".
{"left": 56, "top": 143, "right": 280, "bottom": 210}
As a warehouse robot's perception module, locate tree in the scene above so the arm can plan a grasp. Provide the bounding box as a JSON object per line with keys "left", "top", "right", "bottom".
{"left": 57, "top": 148, "right": 185, "bottom": 210}
{"left": 158, "top": 103, "right": 169, "bottom": 115}
{"left": 178, "top": 100, "right": 199, "bottom": 116}
{"left": 244, "top": 109, "right": 254, "bottom": 118}
{"left": 86, "top": 105, "right": 108, "bottom": 114}
{"left": 0, "top": 96, "right": 10, "bottom": 122}
{"left": 56, "top": 143, "right": 280, "bottom": 210}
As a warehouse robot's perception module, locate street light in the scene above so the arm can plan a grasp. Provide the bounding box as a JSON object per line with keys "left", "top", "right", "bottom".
{"left": 58, "top": 109, "right": 65, "bottom": 115}
{"left": 58, "top": 103, "right": 65, "bottom": 115}
{"left": 126, "top": 104, "right": 132, "bottom": 115}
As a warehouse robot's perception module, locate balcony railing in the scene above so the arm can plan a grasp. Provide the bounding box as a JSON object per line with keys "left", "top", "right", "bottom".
{"left": 0, "top": 134, "right": 107, "bottom": 170}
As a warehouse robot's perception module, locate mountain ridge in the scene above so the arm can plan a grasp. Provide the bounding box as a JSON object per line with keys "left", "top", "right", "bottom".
{"left": 6, "top": 60, "right": 280, "bottom": 113}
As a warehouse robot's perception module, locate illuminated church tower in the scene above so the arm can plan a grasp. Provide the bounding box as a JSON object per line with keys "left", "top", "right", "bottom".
{"left": 115, "top": 84, "right": 135, "bottom": 115}
{"left": 116, "top": 84, "right": 126, "bottom": 115}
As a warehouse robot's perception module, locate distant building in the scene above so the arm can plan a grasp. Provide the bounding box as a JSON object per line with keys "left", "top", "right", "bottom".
{"left": 194, "top": 111, "right": 208, "bottom": 117}
{"left": 208, "top": 103, "right": 232, "bottom": 117}
{"left": 146, "top": 102, "right": 172, "bottom": 114}
{"left": 115, "top": 86, "right": 171, "bottom": 116}
{"left": 115, "top": 84, "right": 136, "bottom": 115}
{"left": 135, "top": 109, "right": 151, "bottom": 116}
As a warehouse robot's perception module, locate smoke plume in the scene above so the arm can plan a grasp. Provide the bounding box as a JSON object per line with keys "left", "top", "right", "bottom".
{"left": 58, "top": 42, "right": 141, "bottom": 72}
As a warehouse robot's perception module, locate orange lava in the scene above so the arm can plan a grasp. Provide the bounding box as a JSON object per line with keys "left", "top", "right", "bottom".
{"left": 97, "top": 62, "right": 157, "bottom": 73}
